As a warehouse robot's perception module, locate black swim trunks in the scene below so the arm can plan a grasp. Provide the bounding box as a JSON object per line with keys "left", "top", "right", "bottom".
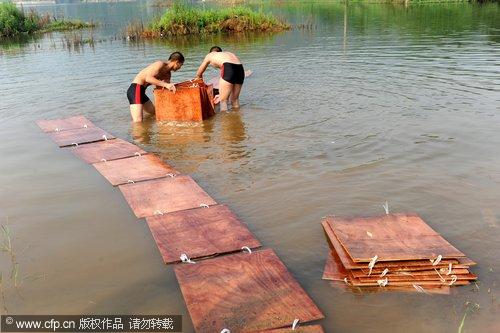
{"left": 127, "top": 83, "right": 150, "bottom": 105}
{"left": 221, "top": 63, "right": 245, "bottom": 85}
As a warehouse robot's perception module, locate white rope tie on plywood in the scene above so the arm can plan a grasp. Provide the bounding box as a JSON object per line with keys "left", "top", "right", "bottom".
{"left": 413, "top": 284, "right": 428, "bottom": 294}
{"left": 292, "top": 318, "right": 299, "bottom": 330}
{"left": 377, "top": 278, "right": 388, "bottom": 287}
{"left": 380, "top": 268, "right": 389, "bottom": 278}
{"left": 368, "top": 255, "right": 378, "bottom": 276}
{"left": 100, "top": 158, "right": 107, "bottom": 162}
{"left": 72, "top": 143, "right": 78, "bottom": 147}
{"left": 102, "top": 135, "right": 108, "bottom": 141}
{"left": 446, "top": 263, "right": 453, "bottom": 275}
{"left": 433, "top": 268, "right": 446, "bottom": 283}
{"left": 127, "top": 180, "right": 135, "bottom": 184}
{"left": 180, "top": 253, "right": 196, "bottom": 264}
{"left": 55, "top": 128, "right": 60, "bottom": 132}
{"left": 344, "top": 277, "right": 350, "bottom": 285}
{"left": 154, "top": 210, "right": 164, "bottom": 216}
{"left": 220, "top": 329, "right": 230, "bottom": 333}
{"left": 199, "top": 203, "right": 209, "bottom": 208}
{"left": 449, "top": 275, "right": 458, "bottom": 286}
{"left": 241, "top": 246, "right": 252, "bottom": 254}
{"left": 83, "top": 124, "right": 88, "bottom": 128}
{"left": 431, "top": 255, "right": 442, "bottom": 266}
{"left": 134, "top": 152, "right": 142, "bottom": 157}
{"left": 166, "top": 173, "right": 175, "bottom": 178}
{"left": 382, "top": 201, "right": 389, "bottom": 215}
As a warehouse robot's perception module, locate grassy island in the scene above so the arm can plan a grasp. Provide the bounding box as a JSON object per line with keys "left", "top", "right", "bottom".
{"left": 144, "top": 3, "right": 290, "bottom": 37}
{"left": 0, "top": 2, "right": 94, "bottom": 38}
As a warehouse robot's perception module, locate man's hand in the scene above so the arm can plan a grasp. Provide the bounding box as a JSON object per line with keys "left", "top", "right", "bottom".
{"left": 163, "top": 82, "right": 176, "bottom": 92}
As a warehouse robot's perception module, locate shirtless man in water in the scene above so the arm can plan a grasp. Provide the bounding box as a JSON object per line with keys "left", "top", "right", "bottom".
{"left": 195, "top": 46, "right": 245, "bottom": 112}
{"left": 127, "top": 52, "right": 184, "bottom": 122}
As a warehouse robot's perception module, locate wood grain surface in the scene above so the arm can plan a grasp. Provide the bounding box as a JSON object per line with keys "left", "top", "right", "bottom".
{"left": 325, "top": 214, "right": 465, "bottom": 262}
{"left": 146, "top": 204, "right": 261, "bottom": 264}
{"left": 254, "top": 325, "right": 324, "bottom": 333}
{"left": 36, "top": 115, "right": 95, "bottom": 132}
{"left": 174, "top": 249, "right": 324, "bottom": 332}
{"left": 322, "top": 220, "right": 458, "bottom": 270}
{"left": 94, "top": 154, "right": 179, "bottom": 186}
{"left": 47, "top": 127, "right": 116, "bottom": 147}
{"left": 70, "top": 138, "right": 147, "bottom": 164}
{"left": 119, "top": 175, "right": 217, "bottom": 218}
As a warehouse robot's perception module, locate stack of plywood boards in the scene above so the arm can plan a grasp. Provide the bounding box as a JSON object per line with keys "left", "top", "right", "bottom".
{"left": 37, "top": 115, "right": 325, "bottom": 332}
{"left": 322, "top": 213, "right": 477, "bottom": 294}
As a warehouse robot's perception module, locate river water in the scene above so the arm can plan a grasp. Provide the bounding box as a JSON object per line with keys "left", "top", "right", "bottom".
{"left": 0, "top": 1, "right": 499, "bottom": 332}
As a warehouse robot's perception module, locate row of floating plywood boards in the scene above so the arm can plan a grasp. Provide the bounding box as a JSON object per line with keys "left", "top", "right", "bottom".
{"left": 322, "top": 214, "right": 477, "bottom": 294}
{"left": 37, "top": 115, "right": 325, "bottom": 332}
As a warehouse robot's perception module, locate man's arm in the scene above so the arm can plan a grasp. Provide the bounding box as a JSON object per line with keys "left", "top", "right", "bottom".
{"left": 195, "top": 55, "right": 211, "bottom": 79}
{"left": 145, "top": 62, "right": 175, "bottom": 91}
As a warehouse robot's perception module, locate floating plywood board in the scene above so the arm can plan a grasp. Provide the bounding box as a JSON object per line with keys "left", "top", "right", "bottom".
{"left": 70, "top": 138, "right": 146, "bottom": 164}
{"left": 119, "top": 175, "right": 217, "bottom": 218}
{"left": 146, "top": 204, "right": 261, "bottom": 264}
{"left": 357, "top": 273, "right": 477, "bottom": 283}
{"left": 256, "top": 325, "right": 325, "bottom": 333}
{"left": 94, "top": 155, "right": 179, "bottom": 186}
{"left": 351, "top": 268, "right": 470, "bottom": 278}
{"left": 359, "top": 262, "right": 471, "bottom": 275}
{"left": 347, "top": 270, "right": 471, "bottom": 287}
{"left": 322, "top": 220, "right": 457, "bottom": 270}
{"left": 175, "top": 249, "right": 324, "bottom": 332}
{"left": 36, "top": 115, "right": 95, "bottom": 133}
{"left": 325, "top": 214, "right": 465, "bottom": 262}
{"left": 322, "top": 250, "right": 348, "bottom": 281}
{"left": 47, "top": 127, "right": 115, "bottom": 147}
{"left": 328, "top": 282, "right": 451, "bottom": 295}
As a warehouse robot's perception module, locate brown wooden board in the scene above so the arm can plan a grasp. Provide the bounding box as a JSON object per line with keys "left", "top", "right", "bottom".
{"left": 359, "top": 263, "right": 470, "bottom": 275}
{"left": 36, "top": 115, "right": 95, "bottom": 133}
{"left": 322, "top": 220, "right": 457, "bottom": 270}
{"left": 174, "top": 249, "right": 324, "bottom": 333}
{"left": 70, "top": 138, "right": 146, "bottom": 164}
{"left": 146, "top": 204, "right": 261, "bottom": 264}
{"left": 322, "top": 250, "right": 348, "bottom": 281}
{"left": 357, "top": 273, "right": 477, "bottom": 283}
{"left": 119, "top": 175, "right": 217, "bottom": 218}
{"left": 328, "top": 282, "right": 451, "bottom": 295}
{"left": 347, "top": 270, "right": 471, "bottom": 287}
{"left": 93, "top": 154, "right": 179, "bottom": 186}
{"left": 255, "top": 325, "right": 325, "bottom": 333}
{"left": 351, "top": 268, "right": 470, "bottom": 278}
{"left": 325, "top": 214, "right": 465, "bottom": 262}
{"left": 47, "top": 127, "right": 116, "bottom": 147}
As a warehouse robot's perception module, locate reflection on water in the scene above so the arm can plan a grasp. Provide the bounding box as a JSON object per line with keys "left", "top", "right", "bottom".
{"left": 1, "top": 1, "right": 499, "bottom": 332}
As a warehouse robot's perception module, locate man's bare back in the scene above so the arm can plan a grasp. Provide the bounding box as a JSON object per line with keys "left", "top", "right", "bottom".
{"left": 133, "top": 61, "right": 172, "bottom": 87}
{"left": 195, "top": 47, "right": 244, "bottom": 112}
{"left": 127, "top": 52, "right": 184, "bottom": 122}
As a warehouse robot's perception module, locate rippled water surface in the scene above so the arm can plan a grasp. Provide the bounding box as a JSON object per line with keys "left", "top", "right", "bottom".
{"left": 1, "top": 1, "right": 499, "bottom": 332}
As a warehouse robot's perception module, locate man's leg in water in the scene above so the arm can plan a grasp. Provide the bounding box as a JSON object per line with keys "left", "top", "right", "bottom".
{"left": 143, "top": 100, "right": 156, "bottom": 118}
{"left": 130, "top": 104, "right": 143, "bottom": 122}
{"left": 218, "top": 78, "right": 233, "bottom": 112}
{"left": 230, "top": 84, "right": 243, "bottom": 109}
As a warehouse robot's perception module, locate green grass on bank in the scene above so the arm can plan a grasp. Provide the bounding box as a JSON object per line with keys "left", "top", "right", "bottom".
{"left": 0, "top": 2, "right": 94, "bottom": 37}
{"left": 145, "top": 3, "right": 290, "bottom": 37}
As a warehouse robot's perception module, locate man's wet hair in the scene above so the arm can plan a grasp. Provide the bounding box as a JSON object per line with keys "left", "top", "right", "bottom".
{"left": 210, "top": 46, "right": 222, "bottom": 52}
{"left": 169, "top": 51, "right": 185, "bottom": 63}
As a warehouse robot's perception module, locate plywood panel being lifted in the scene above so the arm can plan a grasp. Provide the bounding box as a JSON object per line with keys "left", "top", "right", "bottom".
{"left": 36, "top": 115, "right": 95, "bottom": 133}
{"left": 146, "top": 204, "right": 261, "bottom": 264}
{"left": 174, "top": 249, "right": 324, "bottom": 333}
{"left": 47, "top": 127, "right": 115, "bottom": 147}
{"left": 119, "top": 175, "right": 217, "bottom": 218}
{"left": 70, "top": 138, "right": 146, "bottom": 164}
{"left": 94, "top": 154, "right": 179, "bottom": 186}
{"left": 326, "top": 214, "right": 465, "bottom": 262}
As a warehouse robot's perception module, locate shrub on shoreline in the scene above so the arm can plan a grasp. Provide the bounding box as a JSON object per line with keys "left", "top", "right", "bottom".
{"left": 145, "top": 3, "right": 290, "bottom": 37}
{"left": 0, "top": 2, "right": 94, "bottom": 37}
